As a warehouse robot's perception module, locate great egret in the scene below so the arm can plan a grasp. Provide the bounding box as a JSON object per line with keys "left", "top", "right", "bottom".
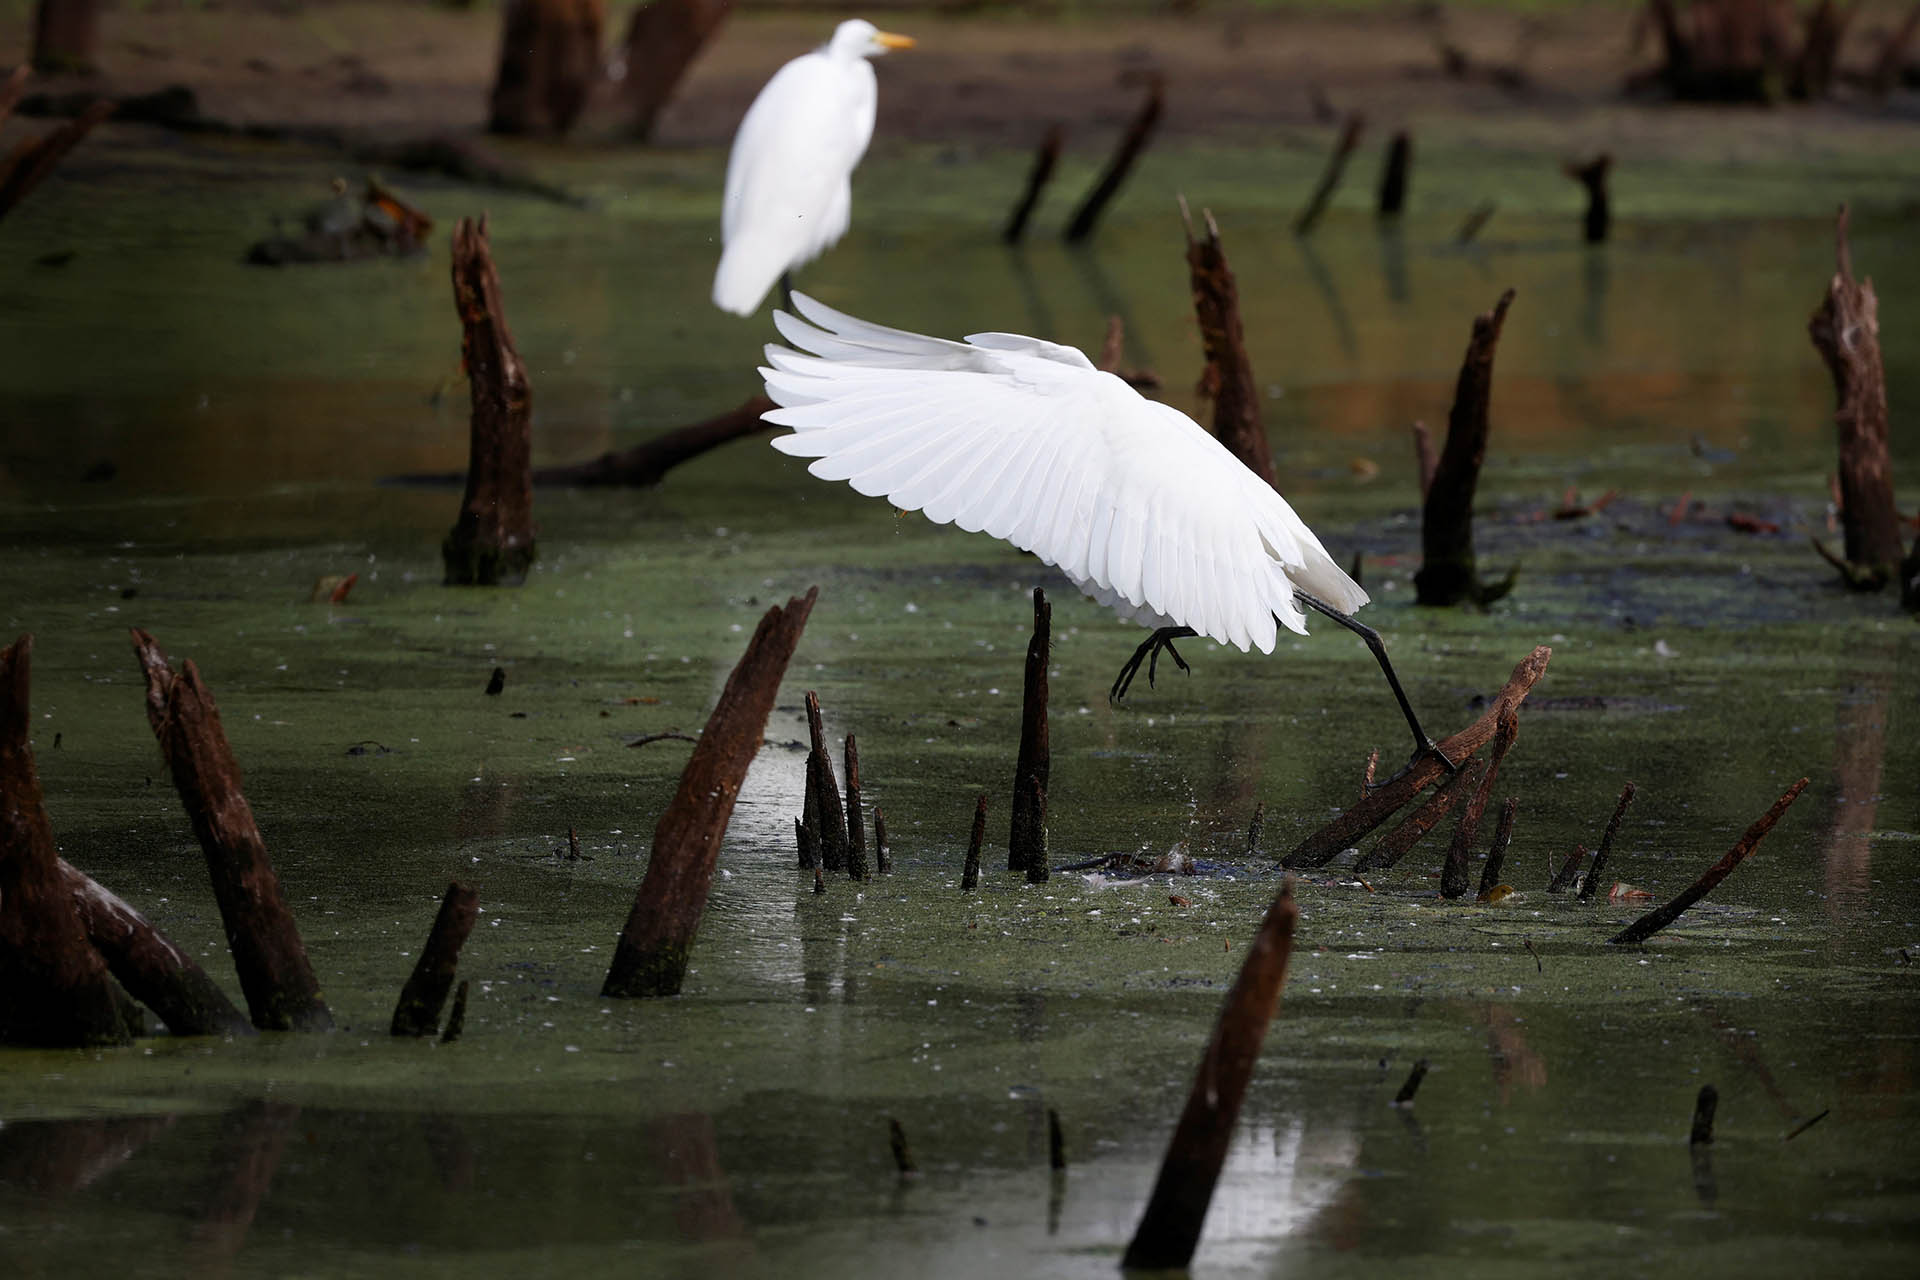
{"left": 711, "top": 20, "right": 915, "bottom": 317}
{"left": 760, "top": 293, "right": 1447, "bottom": 766}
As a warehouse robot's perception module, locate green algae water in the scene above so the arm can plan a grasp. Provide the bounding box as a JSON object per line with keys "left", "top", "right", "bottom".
{"left": 1, "top": 126, "right": 1917, "bottom": 1277}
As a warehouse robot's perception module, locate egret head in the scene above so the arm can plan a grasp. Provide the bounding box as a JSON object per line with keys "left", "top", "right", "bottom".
{"left": 829, "top": 18, "right": 915, "bottom": 59}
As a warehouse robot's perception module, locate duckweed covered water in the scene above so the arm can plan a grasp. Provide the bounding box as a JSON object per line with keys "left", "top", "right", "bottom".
{"left": 1, "top": 128, "right": 1917, "bottom": 1276}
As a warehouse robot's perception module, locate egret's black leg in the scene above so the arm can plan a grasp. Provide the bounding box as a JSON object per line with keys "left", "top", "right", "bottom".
{"left": 1293, "top": 590, "right": 1454, "bottom": 774}
{"left": 1109, "top": 626, "right": 1197, "bottom": 703}
{"left": 778, "top": 271, "right": 796, "bottom": 314}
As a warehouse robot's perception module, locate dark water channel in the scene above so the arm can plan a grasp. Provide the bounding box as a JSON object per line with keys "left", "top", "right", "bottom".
{"left": 1, "top": 137, "right": 1917, "bottom": 1276}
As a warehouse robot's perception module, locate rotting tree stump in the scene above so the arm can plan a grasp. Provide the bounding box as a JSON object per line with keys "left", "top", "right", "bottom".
{"left": 1, "top": 636, "right": 132, "bottom": 1048}
{"left": 31, "top": 0, "right": 101, "bottom": 74}
{"left": 1008, "top": 588, "right": 1051, "bottom": 877}
{"left": 1440, "top": 706, "right": 1518, "bottom": 898}
{"left": 622, "top": 0, "right": 735, "bottom": 140}
{"left": 1415, "top": 289, "right": 1518, "bottom": 607}
{"left": 1808, "top": 205, "right": 1906, "bottom": 592}
{"left": 131, "top": 630, "right": 332, "bottom": 1032}
{"left": 488, "top": 0, "right": 605, "bottom": 137}
{"left": 1183, "top": 202, "right": 1278, "bottom": 492}
{"left": 62, "top": 859, "right": 251, "bottom": 1038}
{"left": 803, "top": 691, "right": 850, "bottom": 873}
{"left": 603, "top": 589, "right": 816, "bottom": 998}
{"left": 391, "top": 882, "right": 480, "bottom": 1037}
{"left": 444, "top": 215, "right": 537, "bottom": 586}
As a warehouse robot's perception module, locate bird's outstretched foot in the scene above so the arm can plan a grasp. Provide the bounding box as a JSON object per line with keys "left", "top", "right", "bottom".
{"left": 1366, "top": 738, "right": 1461, "bottom": 792}
{"left": 1108, "top": 626, "right": 1197, "bottom": 703}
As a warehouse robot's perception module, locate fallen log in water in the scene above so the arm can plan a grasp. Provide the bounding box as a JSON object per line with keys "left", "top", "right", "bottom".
{"left": 602, "top": 589, "right": 817, "bottom": 997}
{"left": 1350, "top": 757, "right": 1483, "bottom": 874}
{"left": 1183, "top": 201, "right": 1278, "bottom": 491}
{"left": 533, "top": 395, "right": 776, "bottom": 487}
{"left": 1063, "top": 72, "right": 1163, "bottom": 244}
{"left": 1009, "top": 588, "right": 1051, "bottom": 877}
{"left": 391, "top": 882, "right": 480, "bottom": 1037}
{"left": 0, "top": 636, "right": 133, "bottom": 1047}
{"left": 1415, "top": 289, "right": 1518, "bottom": 606}
{"left": 1122, "top": 880, "right": 1300, "bottom": 1271}
{"left": 444, "top": 216, "right": 536, "bottom": 586}
{"left": 130, "top": 629, "right": 332, "bottom": 1032}
{"left": 1284, "top": 646, "right": 1552, "bottom": 868}
{"left": 1610, "top": 778, "right": 1809, "bottom": 944}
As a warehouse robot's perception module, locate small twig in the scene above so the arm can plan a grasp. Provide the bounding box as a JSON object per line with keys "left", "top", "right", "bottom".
{"left": 1610, "top": 779, "right": 1809, "bottom": 944}
{"left": 1783, "top": 1108, "right": 1830, "bottom": 1142}
{"left": 1392, "top": 1059, "right": 1429, "bottom": 1106}
{"left": 626, "top": 731, "right": 698, "bottom": 748}
{"left": 1578, "top": 782, "right": 1637, "bottom": 900}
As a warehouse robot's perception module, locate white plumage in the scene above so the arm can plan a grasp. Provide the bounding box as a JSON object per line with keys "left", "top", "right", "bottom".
{"left": 712, "top": 20, "right": 913, "bottom": 317}
{"left": 759, "top": 293, "right": 1369, "bottom": 654}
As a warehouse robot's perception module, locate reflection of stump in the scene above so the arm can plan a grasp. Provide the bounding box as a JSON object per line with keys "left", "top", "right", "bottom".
{"left": 622, "top": 0, "right": 735, "bottom": 140}
{"left": 1415, "top": 290, "right": 1516, "bottom": 607}
{"left": 444, "top": 216, "right": 536, "bottom": 586}
{"left": 31, "top": 0, "right": 101, "bottom": 74}
{"left": 1808, "top": 205, "right": 1905, "bottom": 592}
{"left": 488, "top": 0, "right": 606, "bottom": 137}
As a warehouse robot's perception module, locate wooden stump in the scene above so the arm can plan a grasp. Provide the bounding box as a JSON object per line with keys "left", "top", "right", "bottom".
{"left": 1183, "top": 203, "right": 1278, "bottom": 491}
{"left": 391, "top": 882, "right": 480, "bottom": 1036}
{"left": 603, "top": 589, "right": 816, "bottom": 997}
{"left": 31, "top": 0, "right": 101, "bottom": 74}
{"left": 0, "top": 636, "right": 132, "bottom": 1047}
{"left": 1008, "top": 588, "right": 1050, "bottom": 875}
{"left": 622, "top": 0, "right": 735, "bottom": 140}
{"left": 489, "top": 0, "right": 605, "bottom": 137}
{"left": 444, "top": 216, "right": 537, "bottom": 586}
{"left": 1415, "top": 289, "right": 1517, "bottom": 607}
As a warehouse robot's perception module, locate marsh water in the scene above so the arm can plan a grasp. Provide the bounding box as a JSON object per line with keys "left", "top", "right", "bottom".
{"left": 2, "top": 129, "right": 1918, "bottom": 1277}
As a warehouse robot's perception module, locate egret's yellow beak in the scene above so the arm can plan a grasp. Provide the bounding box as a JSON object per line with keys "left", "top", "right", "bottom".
{"left": 875, "top": 31, "right": 916, "bottom": 51}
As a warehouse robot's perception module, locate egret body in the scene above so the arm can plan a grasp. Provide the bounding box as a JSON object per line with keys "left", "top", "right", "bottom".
{"left": 760, "top": 294, "right": 1445, "bottom": 762}
{"left": 711, "top": 20, "right": 914, "bottom": 317}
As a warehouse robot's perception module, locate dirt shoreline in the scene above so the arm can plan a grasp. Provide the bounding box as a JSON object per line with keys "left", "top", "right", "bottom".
{"left": 4, "top": 3, "right": 1917, "bottom": 158}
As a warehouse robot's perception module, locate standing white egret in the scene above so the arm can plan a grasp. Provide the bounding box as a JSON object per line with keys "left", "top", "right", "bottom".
{"left": 759, "top": 293, "right": 1449, "bottom": 768}
{"left": 711, "top": 19, "right": 914, "bottom": 317}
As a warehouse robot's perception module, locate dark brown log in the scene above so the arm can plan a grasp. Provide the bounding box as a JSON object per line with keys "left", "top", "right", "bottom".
{"left": 1411, "top": 420, "right": 1437, "bottom": 497}
{"left": 622, "top": 0, "right": 734, "bottom": 141}
{"left": 1009, "top": 587, "right": 1051, "bottom": 874}
{"left": 962, "top": 792, "right": 986, "bottom": 892}
{"left": 1477, "top": 796, "right": 1519, "bottom": 899}
{"left": 1870, "top": 2, "right": 1920, "bottom": 97}
{"left": 1183, "top": 202, "right": 1278, "bottom": 491}
{"left": 1578, "top": 782, "right": 1638, "bottom": 900}
{"left": 1610, "top": 778, "right": 1809, "bottom": 944}
{"left": 1377, "top": 129, "right": 1411, "bottom": 217}
{"left": 488, "top": 0, "right": 605, "bottom": 137}
{"left": 1349, "top": 758, "right": 1484, "bottom": 874}
{"left": 1122, "top": 880, "right": 1300, "bottom": 1271}
{"left": 129, "top": 629, "right": 332, "bottom": 1032}
{"left": 603, "top": 589, "right": 816, "bottom": 996}
{"left": 60, "top": 858, "right": 251, "bottom": 1038}
{"left": 1063, "top": 73, "right": 1162, "bottom": 244}
{"left": 0, "top": 636, "right": 131, "bottom": 1047}
{"left": 1547, "top": 843, "right": 1587, "bottom": 893}
{"left": 1415, "top": 289, "right": 1517, "bottom": 607}
{"left": 1441, "top": 706, "right": 1518, "bottom": 898}
{"left": 794, "top": 815, "right": 819, "bottom": 870}
{"left": 1294, "top": 113, "right": 1364, "bottom": 235}
{"left": 804, "top": 691, "right": 849, "bottom": 872}
{"left": 1003, "top": 123, "right": 1063, "bottom": 244}
{"left": 533, "top": 395, "right": 775, "bottom": 487}
{"left": 440, "top": 979, "right": 470, "bottom": 1044}
{"left": 391, "top": 882, "right": 480, "bottom": 1037}
{"left": 1284, "top": 646, "right": 1552, "bottom": 867}
{"left": 0, "top": 96, "right": 112, "bottom": 223}
{"left": 1564, "top": 153, "right": 1611, "bottom": 244}
{"left": 31, "top": 0, "right": 100, "bottom": 74}
{"left": 843, "top": 734, "right": 868, "bottom": 881}
{"left": 444, "top": 216, "right": 536, "bottom": 586}
{"left": 1808, "top": 205, "right": 1905, "bottom": 590}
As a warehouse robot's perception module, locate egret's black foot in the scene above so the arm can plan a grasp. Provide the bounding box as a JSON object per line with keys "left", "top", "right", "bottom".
{"left": 1108, "top": 626, "right": 1197, "bottom": 703}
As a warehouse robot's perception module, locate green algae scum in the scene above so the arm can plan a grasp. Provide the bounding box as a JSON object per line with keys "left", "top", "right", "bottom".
{"left": 4, "top": 21, "right": 1920, "bottom": 1280}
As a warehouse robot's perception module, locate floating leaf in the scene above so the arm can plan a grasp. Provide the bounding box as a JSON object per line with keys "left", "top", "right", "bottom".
{"left": 310, "top": 572, "right": 356, "bottom": 603}
{"left": 1478, "top": 883, "right": 1514, "bottom": 904}
{"left": 1608, "top": 881, "right": 1654, "bottom": 903}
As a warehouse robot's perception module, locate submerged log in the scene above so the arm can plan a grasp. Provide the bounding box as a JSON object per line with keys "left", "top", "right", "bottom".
{"left": 130, "top": 630, "right": 331, "bottom": 1032}
{"left": 488, "top": 0, "right": 605, "bottom": 137}
{"left": 391, "top": 882, "right": 480, "bottom": 1037}
{"left": 1377, "top": 130, "right": 1411, "bottom": 218}
{"left": 0, "top": 95, "right": 112, "bottom": 224}
{"left": 1441, "top": 706, "right": 1518, "bottom": 898}
{"left": 1122, "top": 879, "right": 1300, "bottom": 1271}
{"left": 1063, "top": 73, "right": 1162, "bottom": 244}
{"left": 1808, "top": 206, "right": 1905, "bottom": 591}
{"left": 1610, "top": 778, "right": 1809, "bottom": 944}
{"left": 61, "top": 859, "right": 251, "bottom": 1038}
{"left": 1284, "top": 646, "right": 1552, "bottom": 868}
{"left": 444, "top": 216, "right": 536, "bottom": 586}
{"left": 533, "top": 395, "right": 775, "bottom": 487}
{"left": 1003, "top": 124, "right": 1063, "bottom": 244}
{"left": 0, "top": 636, "right": 131, "bottom": 1048}
{"left": 1183, "top": 202, "right": 1278, "bottom": 491}
{"left": 603, "top": 589, "right": 815, "bottom": 996}
{"left": 1294, "top": 113, "right": 1364, "bottom": 235}
{"left": 1577, "top": 782, "right": 1638, "bottom": 901}
{"left": 1415, "top": 289, "right": 1518, "bottom": 607}
{"left": 622, "top": 0, "right": 734, "bottom": 141}
{"left": 1008, "top": 588, "right": 1051, "bottom": 875}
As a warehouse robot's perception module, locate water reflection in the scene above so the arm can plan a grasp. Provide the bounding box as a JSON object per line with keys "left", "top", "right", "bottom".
{"left": 189, "top": 1100, "right": 300, "bottom": 1279}
{"left": 0, "top": 1112, "right": 175, "bottom": 1199}
{"left": 1822, "top": 641, "right": 1895, "bottom": 927}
